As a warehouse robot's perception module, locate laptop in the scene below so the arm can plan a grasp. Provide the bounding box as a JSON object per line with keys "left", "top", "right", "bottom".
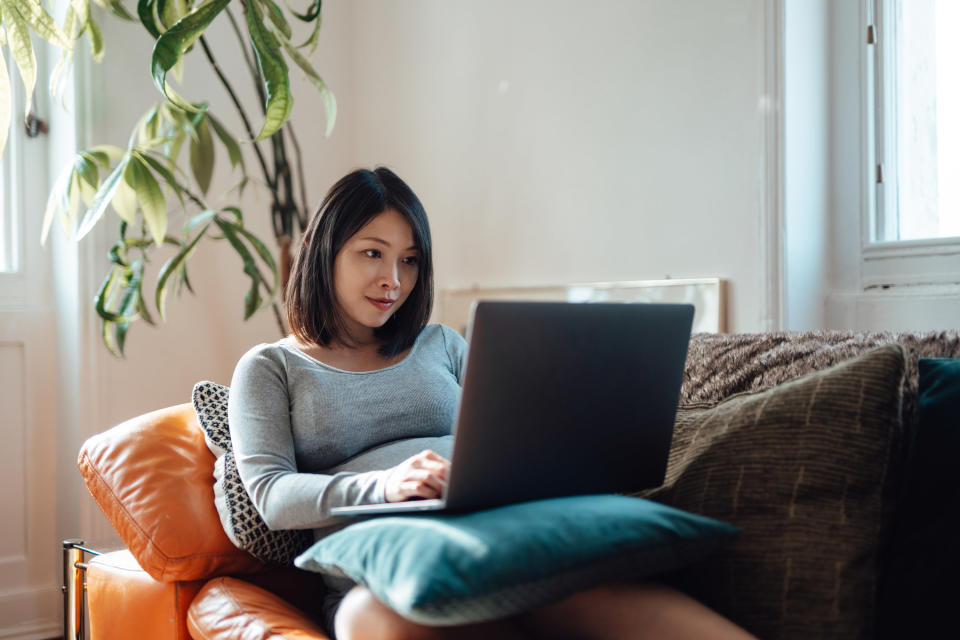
{"left": 330, "top": 301, "right": 694, "bottom": 516}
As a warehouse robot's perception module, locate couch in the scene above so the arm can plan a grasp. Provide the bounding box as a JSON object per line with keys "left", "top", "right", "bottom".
{"left": 67, "top": 329, "right": 960, "bottom": 640}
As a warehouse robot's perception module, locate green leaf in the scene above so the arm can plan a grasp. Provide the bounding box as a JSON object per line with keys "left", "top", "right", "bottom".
{"left": 107, "top": 239, "right": 129, "bottom": 266}
{"left": 2, "top": 0, "right": 38, "bottom": 117}
{"left": 160, "top": 123, "right": 183, "bottom": 153}
{"left": 286, "top": 0, "right": 320, "bottom": 21}
{"left": 82, "top": 149, "right": 111, "bottom": 170}
{"left": 156, "top": 225, "right": 206, "bottom": 320}
{"left": 159, "top": 0, "right": 186, "bottom": 30}
{"left": 275, "top": 33, "right": 335, "bottom": 136}
{"left": 74, "top": 154, "right": 100, "bottom": 189}
{"left": 295, "top": 0, "right": 322, "bottom": 54}
{"left": 69, "top": 0, "right": 89, "bottom": 33}
{"left": 15, "top": 0, "right": 71, "bottom": 48}
{"left": 76, "top": 155, "right": 132, "bottom": 240}
{"left": 189, "top": 114, "right": 215, "bottom": 194}
{"left": 115, "top": 259, "right": 147, "bottom": 354}
{"left": 95, "top": 265, "right": 139, "bottom": 323}
{"left": 136, "top": 294, "right": 156, "bottom": 326}
{"left": 207, "top": 113, "right": 244, "bottom": 170}
{"left": 97, "top": 0, "right": 136, "bottom": 21}
{"left": 220, "top": 205, "right": 243, "bottom": 225}
{"left": 216, "top": 218, "right": 266, "bottom": 319}
{"left": 180, "top": 262, "right": 194, "bottom": 293}
{"left": 228, "top": 221, "right": 279, "bottom": 300}
{"left": 111, "top": 161, "right": 138, "bottom": 224}
{"left": 41, "top": 162, "right": 74, "bottom": 244}
{"left": 261, "top": 0, "right": 291, "bottom": 40}
{"left": 83, "top": 17, "right": 105, "bottom": 62}
{"left": 183, "top": 208, "right": 216, "bottom": 233}
{"left": 137, "top": 104, "right": 161, "bottom": 145}
{"left": 65, "top": 173, "right": 81, "bottom": 233}
{"left": 77, "top": 169, "right": 98, "bottom": 206}
{"left": 134, "top": 150, "right": 188, "bottom": 210}
{"left": 243, "top": 274, "right": 262, "bottom": 320}
{"left": 129, "top": 157, "right": 167, "bottom": 245}
{"left": 0, "top": 42, "right": 9, "bottom": 160}
{"left": 137, "top": 0, "right": 162, "bottom": 39}
{"left": 90, "top": 144, "right": 126, "bottom": 163}
{"left": 151, "top": 0, "right": 230, "bottom": 111}
{"left": 101, "top": 318, "right": 122, "bottom": 357}
{"left": 245, "top": 1, "right": 293, "bottom": 140}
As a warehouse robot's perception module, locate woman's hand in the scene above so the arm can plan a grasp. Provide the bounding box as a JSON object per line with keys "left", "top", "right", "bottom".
{"left": 384, "top": 450, "right": 451, "bottom": 502}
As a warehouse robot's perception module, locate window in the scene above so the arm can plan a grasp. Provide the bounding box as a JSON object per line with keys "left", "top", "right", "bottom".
{"left": 0, "top": 54, "right": 19, "bottom": 275}
{"left": 0, "top": 136, "right": 19, "bottom": 274}
{"left": 864, "top": 0, "right": 960, "bottom": 289}
{"left": 872, "top": 0, "right": 960, "bottom": 243}
{"left": 0, "top": 46, "right": 49, "bottom": 302}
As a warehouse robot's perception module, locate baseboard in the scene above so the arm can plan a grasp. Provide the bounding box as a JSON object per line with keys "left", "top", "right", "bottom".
{"left": 0, "top": 586, "right": 60, "bottom": 639}
{"left": 0, "top": 621, "right": 59, "bottom": 640}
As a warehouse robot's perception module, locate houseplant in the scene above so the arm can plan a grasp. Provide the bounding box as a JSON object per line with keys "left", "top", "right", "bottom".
{"left": 0, "top": 0, "right": 335, "bottom": 355}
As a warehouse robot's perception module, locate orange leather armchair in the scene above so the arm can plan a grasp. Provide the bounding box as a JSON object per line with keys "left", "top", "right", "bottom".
{"left": 67, "top": 404, "right": 333, "bottom": 640}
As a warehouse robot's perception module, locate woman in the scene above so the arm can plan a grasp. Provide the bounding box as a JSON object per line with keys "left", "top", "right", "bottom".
{"left": 229, "top": 167, "right": 755, "bottom": 640}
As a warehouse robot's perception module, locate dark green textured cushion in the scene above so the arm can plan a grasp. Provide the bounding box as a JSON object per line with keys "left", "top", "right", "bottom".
{"left": 294, "top": 494, "right": 738, "bottom": 625}
{"left": 877, "top": 358, "right": 960, "bottom": 639}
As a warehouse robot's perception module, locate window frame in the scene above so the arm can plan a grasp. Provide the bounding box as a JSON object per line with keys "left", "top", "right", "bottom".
{"left": 862, "top": 0, "right": 960, "bottom": 290}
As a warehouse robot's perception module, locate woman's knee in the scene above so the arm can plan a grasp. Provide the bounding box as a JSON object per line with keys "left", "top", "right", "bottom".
{"left": 334, "top": 587, "right": 439, "bottom": 640}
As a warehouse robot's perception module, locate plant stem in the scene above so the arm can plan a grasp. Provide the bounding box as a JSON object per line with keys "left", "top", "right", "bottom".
{"left": 286, "top": 120, "right": 309, "bottom": 231}
{"left": 273, "top": 130, "right": 295, "bottom": 237}
{"left": 197, "top": 35, "right": 275, "bottom": 191}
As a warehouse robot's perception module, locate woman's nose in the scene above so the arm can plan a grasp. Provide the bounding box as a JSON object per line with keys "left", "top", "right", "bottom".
{"left": 379, "top": 263, "right": 400, "bottom": 289}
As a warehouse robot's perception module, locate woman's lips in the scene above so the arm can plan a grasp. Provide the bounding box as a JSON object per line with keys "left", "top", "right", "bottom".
{"left": 367, "top": 297, "right": 396, "bottom": 311}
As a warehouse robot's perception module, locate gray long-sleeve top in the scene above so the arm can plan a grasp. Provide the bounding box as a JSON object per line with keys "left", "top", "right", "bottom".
{"left": 228, "top": 324, "right": 466, "bottom": 538}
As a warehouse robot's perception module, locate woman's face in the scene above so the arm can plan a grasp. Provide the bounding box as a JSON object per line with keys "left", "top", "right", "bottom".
{"left": 332, "top": 208, "right": 420, "bottom": 341}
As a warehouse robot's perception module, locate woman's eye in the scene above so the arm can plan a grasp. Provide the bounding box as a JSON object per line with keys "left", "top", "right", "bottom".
{"left": 363, "top": 249, "right": 381, "bottom": 259}
{"left": 402, "top": 256, "right": 419, "bottom": 266}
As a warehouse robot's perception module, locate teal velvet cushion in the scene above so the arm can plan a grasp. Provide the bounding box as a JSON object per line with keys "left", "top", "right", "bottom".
{"left": 294, "top": 494, "right": 738, "bottom": 625}
{"left": 878, "top": 358, "right": 960, "bottom": 639}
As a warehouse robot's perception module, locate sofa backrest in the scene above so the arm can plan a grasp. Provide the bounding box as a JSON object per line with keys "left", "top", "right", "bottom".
{"left": 78, "top": 403, "right": 264, "bottom": 582}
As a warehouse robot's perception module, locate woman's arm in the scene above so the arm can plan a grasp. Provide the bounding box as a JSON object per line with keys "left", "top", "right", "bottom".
{"left": 228, "top": 346, "right": 390, "bottom": 530}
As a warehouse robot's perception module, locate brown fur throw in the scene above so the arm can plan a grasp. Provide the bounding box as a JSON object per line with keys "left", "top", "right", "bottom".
{"left": 681, "top": 330, "right": 960, "bottom": 430}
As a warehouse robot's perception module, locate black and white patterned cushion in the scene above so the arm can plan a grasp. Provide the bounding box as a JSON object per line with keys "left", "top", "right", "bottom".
{"left": 192, "top": 381, "right": 313, "bottom": 565}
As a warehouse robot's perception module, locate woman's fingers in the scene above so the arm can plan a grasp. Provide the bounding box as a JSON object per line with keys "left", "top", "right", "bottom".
{"left": 416, "top": 449, "right": 452, "bottom": 466}
{"left": 415, "top": 459, "right": 449, "bottom": 479}
{"left": 403, "top": 468, "right": 446, "bottom": 496}
{"left": 385, "top": 450, "right": 452, "bottom": 502}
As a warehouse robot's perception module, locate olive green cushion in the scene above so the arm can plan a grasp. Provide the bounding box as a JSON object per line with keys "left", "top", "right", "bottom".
{"left": 641, "top": 344, "right": 907, "bottom": 639}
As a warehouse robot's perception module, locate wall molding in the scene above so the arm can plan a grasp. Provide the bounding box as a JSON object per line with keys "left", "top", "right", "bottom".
{"left": 760, "top": 0, "right": 786, "bottom": 331}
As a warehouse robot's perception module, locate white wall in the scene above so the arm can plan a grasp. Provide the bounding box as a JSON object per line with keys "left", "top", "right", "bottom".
{"left": 345, "top": 0, "right": 774, "bottom": 332}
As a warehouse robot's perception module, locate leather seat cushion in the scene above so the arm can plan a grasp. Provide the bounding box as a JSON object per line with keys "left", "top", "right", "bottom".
{"left": 188, "top": 577, "right": 331, "bottom": 639}
{"left": 87, "top": 550, "right": 205, "bottom": 640}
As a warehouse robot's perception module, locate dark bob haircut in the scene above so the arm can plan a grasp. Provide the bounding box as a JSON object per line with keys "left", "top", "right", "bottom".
{"left": 285, "top": 167, "right": 433, "bottom": 357}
